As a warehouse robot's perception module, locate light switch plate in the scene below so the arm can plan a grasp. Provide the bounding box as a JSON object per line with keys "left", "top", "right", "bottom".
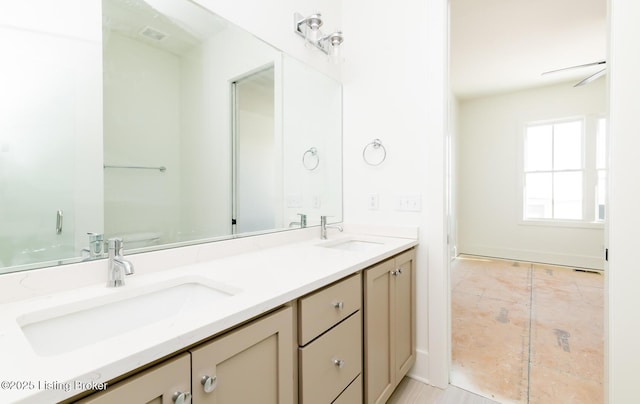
{"left": 396, "top": 194, "right": 422, "bottom": 212}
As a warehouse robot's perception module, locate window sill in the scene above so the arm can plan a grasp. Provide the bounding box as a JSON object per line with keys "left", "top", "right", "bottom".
{"left": 519, "top": 219, "right": 605, "bottom": 229}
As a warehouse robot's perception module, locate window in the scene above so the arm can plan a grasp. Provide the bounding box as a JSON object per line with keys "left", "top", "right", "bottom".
{"left": 523, "top": 117, "right": 607, "bottom": 224}
{"left": 524, "top": 120, "right": 584, "bottom": 220}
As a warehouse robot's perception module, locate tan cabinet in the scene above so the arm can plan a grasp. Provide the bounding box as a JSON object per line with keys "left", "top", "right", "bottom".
{"left": 74, "top": 353, "right": 191, "bottom": 404}
{"left": 73, "top": 306, "right": 293, "bottom": 404}
{"left": 363, "top": 248, "right": 416, "bottom": 404}
{"left": 297, "top": 273, "right": 363, "bottom": 404}
{"left": 190, "top": 306, "right": 294, "bottom": 404}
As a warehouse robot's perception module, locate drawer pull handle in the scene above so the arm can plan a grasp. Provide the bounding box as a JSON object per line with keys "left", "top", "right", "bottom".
{"left": 333, "top": 301, "right": 344, "bottom": 310}
{"left": 391, "top": 268, "right": 403, "bottom": 276}
{"left": 172, "top": 391, "right": 192, "bottom": 404}
{"left": 201, "top": 375, "right": 217, "bottom": 393}
{"left": 333, "top": 358, "right": 345, "bottom": 368}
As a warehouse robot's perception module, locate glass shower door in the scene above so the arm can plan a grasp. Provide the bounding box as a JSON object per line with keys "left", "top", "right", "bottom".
{"left": 0, "top": 30, "right": 76, "bottom": 269}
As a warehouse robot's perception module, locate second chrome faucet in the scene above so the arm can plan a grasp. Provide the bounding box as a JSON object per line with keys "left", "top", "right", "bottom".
{"left": 320, "top": 215, "right": 343, "bottom": 239}
{"left": 107, "top": 238, "right": 134, "bottom": 287}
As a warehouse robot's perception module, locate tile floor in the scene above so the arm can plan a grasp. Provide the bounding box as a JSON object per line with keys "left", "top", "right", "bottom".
{"left": 388, "top": 377, "right": 501, "bottom": 404}
{"left": 450, "top": 255, "right": 604, "bottom": 404}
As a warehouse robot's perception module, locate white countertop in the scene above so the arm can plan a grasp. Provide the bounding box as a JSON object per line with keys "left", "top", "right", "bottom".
{"left": 0, "top": 227, "right": 418, "bottom": 403}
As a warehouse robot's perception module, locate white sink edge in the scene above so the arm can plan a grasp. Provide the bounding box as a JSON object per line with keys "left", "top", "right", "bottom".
{"left": 315, "top": 236, "right": 385, "bottom": 248}
{"left": 16, "top": 274, "right": 242, "bottom": 327}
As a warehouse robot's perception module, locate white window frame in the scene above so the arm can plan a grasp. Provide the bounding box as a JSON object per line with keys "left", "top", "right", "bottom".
{"left": 518, "top": 115, "right": 604, "bottom": 229}
{"left": 593, "top": 116, "right": 608, "bottom": 223}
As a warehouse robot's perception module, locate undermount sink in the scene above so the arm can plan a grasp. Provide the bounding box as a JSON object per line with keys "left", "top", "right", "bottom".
{"left": 320, "top": 239, "right": 384, "bottom": 252}
{"left": 18, "top": 278, "right": 239, "bottom": 356}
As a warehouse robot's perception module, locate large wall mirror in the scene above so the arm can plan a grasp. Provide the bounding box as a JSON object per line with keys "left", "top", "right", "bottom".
{"left": 0, "top": 0, "right": 342, "bottom": 274}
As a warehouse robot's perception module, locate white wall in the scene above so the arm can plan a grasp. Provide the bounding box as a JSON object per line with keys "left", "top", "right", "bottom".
{"left": 342, "top": 0, "right": 449, "bottom": 387}
{"left": 456, "top": 81, "right": 606, "bottom": 269}
{"left": 606, "top": 1, "right": 640, "bottom": 402}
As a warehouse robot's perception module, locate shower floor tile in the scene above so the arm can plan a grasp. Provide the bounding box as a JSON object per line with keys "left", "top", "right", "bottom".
{"left": 450, "top": 256, "right": 604, "bottom": 403}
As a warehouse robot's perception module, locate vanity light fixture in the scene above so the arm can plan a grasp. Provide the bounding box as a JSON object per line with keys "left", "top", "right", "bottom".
{"left": 293, "top": 12, "right": 344, "bottom": 62}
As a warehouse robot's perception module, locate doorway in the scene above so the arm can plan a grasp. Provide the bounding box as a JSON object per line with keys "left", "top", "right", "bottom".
{"left": 448, "top": 0, "right": 607, "bottom": 401}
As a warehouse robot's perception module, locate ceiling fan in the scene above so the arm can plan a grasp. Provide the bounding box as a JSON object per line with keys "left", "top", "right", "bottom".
{"left": 542, "top": 60, "right": 607, "bottom": 87}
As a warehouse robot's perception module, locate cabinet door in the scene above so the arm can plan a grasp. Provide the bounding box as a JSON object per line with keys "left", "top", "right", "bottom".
{"left": 74, "top": 353, "right": 191, "bottom": 404}
{"left": 363, "top": 258, "right": 395, "bottom": 404}
{"left": 190, "top": 306, "right": 294, "bottom": 404}
{"left": 364, "top": 248, "right": 417, "bottom": 404}
{"left": 393, "top": 249, "right": 416, "bottom": 379}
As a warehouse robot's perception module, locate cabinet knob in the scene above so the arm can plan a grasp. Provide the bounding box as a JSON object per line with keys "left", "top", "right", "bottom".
{"left": 201, "top": 375, "right": 218, "bottom": 393}
{"left": 172, "top": 391, "right": 192, "bottom": 404}
{"left": 333, "top": 301, "right": 344, "bottom": 310}
{"left": 333, "top": 358, "right": 345, "bottom": 368}
{"left": 391, "top": 268, "right": 403, "bottom": 276}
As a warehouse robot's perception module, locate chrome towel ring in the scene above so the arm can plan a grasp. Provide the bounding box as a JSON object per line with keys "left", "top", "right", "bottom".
{"left": 363, "top": 138, "right": 387, "bottom": 166}
{"left": 303, "top": 147, "right": 320, "bottom": 170}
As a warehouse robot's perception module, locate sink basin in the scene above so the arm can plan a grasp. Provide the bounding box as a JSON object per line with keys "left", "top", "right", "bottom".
{"left": 18, "top": 278, "right": 238, "bottom": 356}
{"left": 320, "top": 239, "right": 384, "bottom": 252}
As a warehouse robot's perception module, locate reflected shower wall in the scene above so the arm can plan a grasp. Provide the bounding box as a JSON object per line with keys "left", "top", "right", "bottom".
{"left": 102, "top": 29, "right": 182, "bottom": 245}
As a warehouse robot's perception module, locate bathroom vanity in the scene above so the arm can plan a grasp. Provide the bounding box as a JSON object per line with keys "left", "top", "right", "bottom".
{"left": 0, "top": 226, "right": 417, "bottom": 403}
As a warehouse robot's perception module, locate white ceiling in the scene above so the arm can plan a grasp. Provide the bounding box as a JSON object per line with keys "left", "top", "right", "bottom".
{"left": 103, "top": 0, "right": 226, "bottom": 56}
{"left": 450, "top": 0, "right": 607, "bottom": 99}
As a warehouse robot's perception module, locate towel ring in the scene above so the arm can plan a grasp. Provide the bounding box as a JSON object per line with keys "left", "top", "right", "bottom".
{"left": 303, "top": 147, "right": 320, "bottom": 171}
{"left": 362, "top": 139, "right": 387, "bottom": 166}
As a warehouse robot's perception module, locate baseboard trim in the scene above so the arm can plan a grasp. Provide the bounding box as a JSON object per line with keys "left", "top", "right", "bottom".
{"left": 458, "top": 245, "right": 604, "bottom": 270}
{"left": 407, "top": 348, "right": 430, "bottom": 385}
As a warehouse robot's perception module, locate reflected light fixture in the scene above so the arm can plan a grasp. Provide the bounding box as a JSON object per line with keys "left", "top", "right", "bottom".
{"left": 293, "top": 12, "right": 344, "bottom": 63}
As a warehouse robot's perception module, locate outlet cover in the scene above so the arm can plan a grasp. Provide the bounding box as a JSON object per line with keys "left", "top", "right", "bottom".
{"left": 368, "top": 193, "right": 379, "bottom": 210}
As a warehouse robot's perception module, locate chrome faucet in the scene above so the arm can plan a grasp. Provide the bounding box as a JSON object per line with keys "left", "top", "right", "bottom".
{"left": 81, "top": 232, "right": 104, "bottom": 260}
{"left": 320, "top": 215, "right": 343, "bottom": 240}
{"left": 289, "top": 213, "right": 307, "bottom": 228}
{"left": 107, "top": 238, "right": 134, "bottom": 287}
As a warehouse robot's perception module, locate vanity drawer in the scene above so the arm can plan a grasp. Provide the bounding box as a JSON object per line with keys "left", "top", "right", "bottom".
{"left": 298, "top": 273, "right": 361, "bottom": 345}
{"left": 298, "top": 311, "right": 362, "bottom": 404}
{"left": 334, "top": 374, "right": 362, "bottom": 404}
